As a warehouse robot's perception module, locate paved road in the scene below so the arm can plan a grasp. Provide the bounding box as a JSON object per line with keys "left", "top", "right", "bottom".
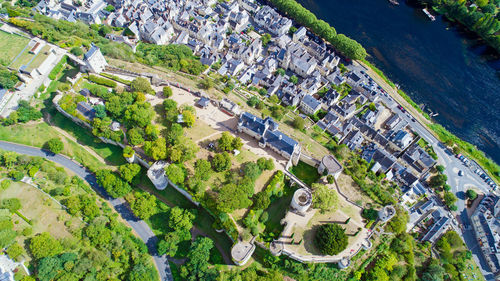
{"left": 0, "top": 141, "right": 173, "bottom": 281}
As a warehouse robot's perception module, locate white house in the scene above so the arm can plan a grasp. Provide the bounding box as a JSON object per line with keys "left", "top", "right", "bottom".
{"left": 83, "top": 43, "right": 108, "bottom": 73}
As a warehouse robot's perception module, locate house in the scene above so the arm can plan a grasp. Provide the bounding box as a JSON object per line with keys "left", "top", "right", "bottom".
{"left": 393, "top": 130, "right": 413, "bottom": 148}
{"left": 80, "top": 88, "right": 91, "bottom": 97}
{"left": 333, "top": 103, "right": 356, "bottom": 119}
{"left": 322, "top": 88, "right": 340, "bottom": 107}
{"left": 253, "top": 6, "right": 292, "bottom": 36}
{"left": 300, "top": 95, "right": 321, "bottom": 115}
{"left": 0, "top": 255, "right": 15, "bottom": 281}
{"left": 76, "top": 101, "right": 96, "bottom": 121}
{"left": 293, "top": 26, "right": 307, "bottom": 42}
{"left": 342, "top": 130, "right": 364, "bottom": 150}
{"left": 385, "top": 114, "right": 400, "bottom": 130}
{"left": 421, "top": 209, "right": 451, "bottom": 243}
{"left": 237, "top": 112, "right": 300, "bottom": 162}
{"left": 83, "top": 43, "right": 108, "bottom": 73}
{"left": 401, "top": 143, "right": 436, "bottom": 175}
{"left": 196, "top": 97, "right": 210, "bottom": 109}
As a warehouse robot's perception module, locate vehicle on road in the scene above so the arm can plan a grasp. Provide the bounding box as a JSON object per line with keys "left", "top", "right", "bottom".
{"left": 411, "top": 118, "right": 416, "bottom": 122}
{"left": 458, "top": 170, "right": 464, "bottom": 176}
{"left": 397, "top": 105, "right": 403, "bottom": 110}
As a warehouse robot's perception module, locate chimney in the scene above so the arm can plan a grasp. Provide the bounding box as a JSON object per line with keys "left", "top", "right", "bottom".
{"left": 279, "top": 134, "right": 282, "bottom": 140}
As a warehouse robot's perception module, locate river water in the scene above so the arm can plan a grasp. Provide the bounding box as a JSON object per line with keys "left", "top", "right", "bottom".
{"left": 296, "top": 0, "right": 500, "bottom": 164}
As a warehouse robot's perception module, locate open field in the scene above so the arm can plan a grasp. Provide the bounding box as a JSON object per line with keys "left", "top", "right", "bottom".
{"left": 336, "top": 173, "right": 374, "bottom": 207}
{"left": 25, "top": 45, "right": 51, "bottom": 72}
{"left": 9, "top": 47, "right": 35, "bottom": 71}
{"left": 0, "top": 30, "right": 29, "bottom": 65}
{"left": 0, "top": 122, "right": 104, "bottom": 171}
{"left": 0, "top": 181, "right": 82, "bottom": 251}
{"left": 290, "top": 161, "right": 320, "bottom": 186}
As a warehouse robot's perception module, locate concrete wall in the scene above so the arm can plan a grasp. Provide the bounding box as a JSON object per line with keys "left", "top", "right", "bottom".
{"left": 299, "top": 153, "right": 320, "bottom": 167}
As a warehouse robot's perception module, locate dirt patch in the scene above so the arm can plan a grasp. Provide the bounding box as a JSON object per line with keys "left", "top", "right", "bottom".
{"left": 336, "top": 173, "right": 374, "bottom": 207}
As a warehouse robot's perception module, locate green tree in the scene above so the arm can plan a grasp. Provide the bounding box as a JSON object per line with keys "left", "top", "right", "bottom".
{"left": 362, "top": 208, "right": 378, "bottom": 221}
{"left": 37, "top": 256, "right": 63, "bottom": 281}
{"left": 123, "top": 102, "right": 155, "bottom": 128}
{"left": 261, "top": 33, "right": 272, "bottom": 47}
{"left": 275, "top": 68, "right": 286, "bottom": 76}
{"left": 199, "top": 76, "right": 214, "bottom": 90}
{"left": 118, "top": 163, "right": 141, "bottom": 183}
{"left": 253, "top": 191, "right": 271, "bottom": 210}
{"left": 257, "top": 157, "right": 274, "bottom": 171}
{"left": 182, "top": 110, "right": 195, "bottom": 127}
{"left": 293, "top": 116, "right": 305, "bottom": 130}
{"left": 466, "top": 189, "right": 478, "bottom": 200}
{"left": 314, "top": 224, "right": 348, "bottom": 255}
{"left": 130, "top": 77, "right": 153, "bottom": 94}
{"left": 289, "top": 75, "right": 298, "bottom": 84}
{"left": 194, "top": 159, "right": 212, "bottom": 181}
{"left": 127, "top": 127, "right": 145, "bottom": 146}
{"left": 311, "top": 183, "right": 338, "bottom": 212}
{"left": 130, "top": 192, "right": 157, "bottom": 220}
{"left": 211, "top": 152, "right": 232, "bottom": 172}
{"left": 242, "top": 162, "right": 262, "bottom": 182}
{"left": 0, "top": 229, "right": 16, "bottom": 248}
{"left": 144, "top": 137, "right": 167, "bottom": 160}
{"left": 163, "top": 86, "right": 173, "bottom": 98}
{"left": 443, "top": 191, "right": 457, "bottom": 209}
{"left": 0, "top": 198, "right": 21, "bottom": 212}
{"left": 216, "top": 183, "right": 252, "bottom": 213}
{"left": 165, "top": 164, "right": 185, "bottom": 185}
{"left": 70, "top": 47, "right": 83, "bottom": 56}
{"left": 106, "top": 96, "right": 126, "bottom": 118}
{"left": 7, "top": 242, "right": 24, "bottom": 261}
{"left": 46, "top": 138, "right": 64, "bottom": 154}
{"left": 181, "top": 237, "right": 217, "bottom": 281}
{"left": 158, "top": 231, "right": 180, "bottom": 256}
{"left": 232, "top": 137, "right": 243, "bottom": 151}
{"left": 218, "top": 132, "right": 234, "bottom": 152}
{"left": 95, "top": 170, "right": 131, "bottom": 198}
{"left": 29, "top": 232, "right": 62, "bottom": 260}
{"left": 385, "top": 207, "right": 409, "bottom": 234}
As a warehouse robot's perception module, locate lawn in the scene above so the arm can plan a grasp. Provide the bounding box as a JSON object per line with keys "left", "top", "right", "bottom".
{"left": 25, "top": 45, "right": 51, "bottom": 72}
{"left": 50, "top": 112, "right": 126, "bottom": 166}
{"left": 263, "top": 182, "right": 295, "bottom": 237}
{"left": 290, "top": 161, "right": 321, "bottom": 186}
{"left": 0, "top": 181, "right": 82, "bottom": 258}
{"left": 0, "top": 30, "right": 29, "bottom": 65}
{"left": 0, "top": 122, "right": 103, "bottom": 171}
{"left": 9, "top": 47, "right": 35, "bottom": 71}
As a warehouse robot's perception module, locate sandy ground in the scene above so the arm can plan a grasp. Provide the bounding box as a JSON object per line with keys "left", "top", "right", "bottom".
{"left": 374, "top": 105, "right": 392, "bottom": 132}
{"left": 336, "top": 173, "right": 374, "bottom": 207}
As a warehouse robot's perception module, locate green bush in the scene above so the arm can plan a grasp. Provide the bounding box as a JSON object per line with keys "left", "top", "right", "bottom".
{"left": 88, "top": 75, "right": 117, "bottom": 88}
{"left": 48, "top": 55, "right": 67, "bottom": 80}
{"left": 314, "top": 224, "right": 348, "bottom": 255}
{"left": 100, "top": 73, "right": 132, "bottom": 85}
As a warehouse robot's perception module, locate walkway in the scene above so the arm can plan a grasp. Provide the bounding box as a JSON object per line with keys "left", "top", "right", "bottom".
{"left": 0, "top": 141, "right": 173, "bottom": 281}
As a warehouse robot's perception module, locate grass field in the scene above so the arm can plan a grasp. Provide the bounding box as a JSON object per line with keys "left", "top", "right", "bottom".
{"left": 0, "top": 122, "right": 103, "bottom": 171}
{"left": 9, "top": 47, "right": 35, "bottom": 70}
{"left": 0, "top": 181, "right": 82, "bottom": 259}
{"left": 25, "top": 45, "right": 51, "bottom": 72}
{"left": 290, "top": 161, "right": 321, "bottom": 186}
{"left": 0, "top": 30, "right": 29, "bottom": 65}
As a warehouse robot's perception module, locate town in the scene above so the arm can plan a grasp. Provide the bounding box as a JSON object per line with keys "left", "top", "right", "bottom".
{"left": 0, "top": 0, "right": 499, "bottom": 280}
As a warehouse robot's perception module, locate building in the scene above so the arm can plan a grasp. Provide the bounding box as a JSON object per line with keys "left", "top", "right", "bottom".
{"left": 300, "top": 95, "right": 321, "bottom": 115}
{"left": 83, "top": 43, "right": 108, "bottom": 73}
{"left": 378, "top": 205, "right": 396, "bottom": 222}
{"left": 471, "top": 195, "right": 500, "bottom": 275}
{"left": 393, "top": 130, "right": 413, "bottom": 148}
{"left": 237, "top": 112, "right": 301, "bottom": 164}
{"left": 318, "top": 155, "right": 343, "bottom": 179}
{"left": 421, "top": 209, "right": 451, "bottom": 243}
{"left": 196, "top": 97, "right": 210, "bottom": 108}
{"left": 76, "top": 102, "right": 95, "bottom": 121}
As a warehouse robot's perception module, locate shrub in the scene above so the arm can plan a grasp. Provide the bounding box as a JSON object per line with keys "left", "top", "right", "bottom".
{"left": 48, "top": 55, "right": 67, "bottom": 80}
{"left": 46, "top": 138, "right": 64, "bottom": 154}
{"left": 88, "top": 75, "right": 117, "bottom": 88}
{"left": 70, "top": 47, "right": 83, "bottom": 56}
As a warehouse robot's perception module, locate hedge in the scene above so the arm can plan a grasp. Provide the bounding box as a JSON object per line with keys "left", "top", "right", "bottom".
{"left": 99, "top": 72, "right": 132, "bottom": 86}
{"left": 88, "top": 75, "right": 117, "bottom": 88}
{"left": 48, "top": 55, "right": 68, "bottom": 80}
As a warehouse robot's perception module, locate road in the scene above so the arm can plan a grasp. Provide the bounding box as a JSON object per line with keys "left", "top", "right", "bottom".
{"left": 0, "top": 141, "right": 173, "bottom": 281}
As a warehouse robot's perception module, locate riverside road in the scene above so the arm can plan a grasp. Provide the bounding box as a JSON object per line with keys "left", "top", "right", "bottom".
{"left": 0, "top": 141, "right": 173, "bottom": 281}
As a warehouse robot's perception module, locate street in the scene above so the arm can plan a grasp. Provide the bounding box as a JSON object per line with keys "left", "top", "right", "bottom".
{"left": 0, "top": 141, "right": 173, "bottom": 281}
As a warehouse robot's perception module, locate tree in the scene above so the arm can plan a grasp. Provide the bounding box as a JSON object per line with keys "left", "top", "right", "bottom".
{"left": 181, "top": 237, "right": 217, "bottom": 281}
{"left": 0, "top": 229, "right": 16, "bottom": 248}
{"left": 163, "top": 99, "right": 179, "bottom": 122}
{"left": 253, "top": 191, "right": 271, "bottom": 210}
{"left": 385, "top": 207, "right": 409, "bottom": 234}
{"left": 128, "top": 262, "right": 157, "bottom": 281}
{"left": 421, "top": 259, "right": 445, "bottom": 281}
{"left": 311, "top": 183, "right": 338, "bottom": 212}
{"left": 29, "top": 232, "right": 62, "bottom": 259}
{"left": 436, "top": 165, "right": 445, "bottom": 173}
{"left": 429, "top": 174, "right": 447, "bottom": 189}
{"left": 200, "top": 76, "right": 214, "bottom": 90}
{"left": 165, "top": 164, "right": 185, "bottom": 185}
{"left": 293, "top": 116, "right": 305, "bottom": 130}
{"left": 289, "top": 75, "right": 298, "bottom": 84}
{"left": 46, "top": 138, "right": 64, "bottom": 154}
{"left": 130, "top": 192, "right": 157, "bottom": 220}
{"left": 216, "top": 183, "right": 252, "bottom": 213}
{"left": 327, "top": 175, "right": 334, "bottom": 184}
{"left": 232, "top": 137, "right": 243, "bottom": 151}
{"left": 131, "top": 77, "right": 153, "bottom": 94}
{"left": 314, "top": 224, "right": 348, "bottom": 255}
{"left": 362, "top": 208, "right": 378, "bottom": 221}
{"left": 144, "top": 138, "right": 167, "bottom": 160}
{"left": 37, "top": 256, "right": 63, "bottom": 281}
{"left": 168, "top": 207, "right": 195, "bottom": 231}
{"left": 166, "top": 123, "right": 183, "bottom": 145}
{"left": 127, "top": 127, "right": 145, "bottom": 146}
{"left": 194, "top": 159, "right": 212, "bottom": 181}
{"left": 261, "top": 33, "right": 271, "bottom": 47}
{"left": 163, "top": 86, "right": 173, "bottom": 98}
{"left": 106, "top": 96, "right": 126, "bottom": 118}
{"left": 247, "top": 96, "right": 260, "bottom": 107}
{"left": 218, "top": 132, "right": 234, "bottom": 152}
{"left": 182, "top": 110, "right": 195, "bottom": 127}
{"left": 275, "top": 68, "right": 286, "bottom": 76}
{"left": 466, "top": 189, "right": 478, "bottom": 200}
{"left": 95, "top": 170, "right": 131, "bottom": 198}
{"left": 94, "top": 104, "right": 107, "bottom": 119}
{"left": 257, "top": 157, "right": 274, "bottom": 171}
{"left": 443, "top": 191, "right": 457, "bottom": 209}
{"left": 158, "top": 232, "right": 180, "bottom": 256}
{"left": 211, "top": 152, "right": 232, "bottom": 172}
{"left": 242, "top": 162, "right": 262, "bottom": 182}
{"left": 118, "top": 163, "right": 141, "bottom": 183}
{"left": 123, "top": 102, "right": 155, "bottom": 128}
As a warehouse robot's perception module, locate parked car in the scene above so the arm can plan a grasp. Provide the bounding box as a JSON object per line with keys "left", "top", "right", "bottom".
{"left": 458, "top": 170, "right": 464, "bottom": 176}
{"left": 456, "top": 153, "right": 462, "bottom": 158}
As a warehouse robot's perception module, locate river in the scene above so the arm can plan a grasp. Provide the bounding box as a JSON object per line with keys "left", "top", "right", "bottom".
{"left": 296, "top": 0, "right": 500, "bottom": 164}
